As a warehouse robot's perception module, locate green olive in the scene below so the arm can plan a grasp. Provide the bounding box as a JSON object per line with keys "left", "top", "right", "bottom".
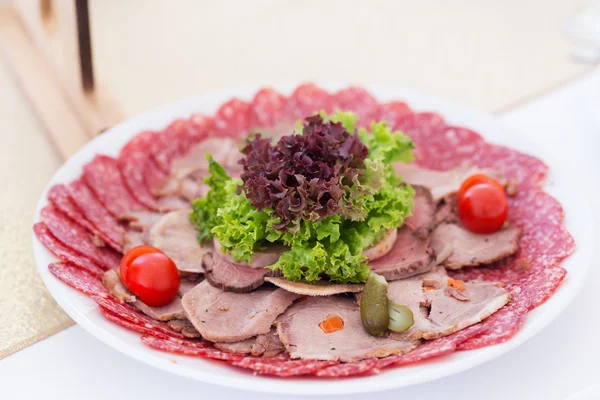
{"left": 360, "top": 272, "right": 389, "bottom": 337}
{"left": 388, "top": 302, "right": 414, "bottom": 333}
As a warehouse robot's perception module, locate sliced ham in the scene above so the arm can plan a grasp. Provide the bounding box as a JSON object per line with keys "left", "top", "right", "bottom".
{"left": 265, "top": 277, "right": 363, "bottom": 296}
{"left": 362, "top": 229, "right": 397, "bottom": 262}
{"left": 149, "top": 209, "right": 209, "bottom": 274}
{"left": 394, "top": 162, "right": 503, "bottom": 202}
{"left": 276, "top": 296, "right": 419, "bottom": 362}
{"left": 102, "top": 270, "right": 185, "bottom": 321}
{"left": 404, "top": 185, "right": 435, "bottom": 239}
{"left": 430, "top": 224, "right": 521, "bottom": 269}
{"left": 213, "top": 239, "right": 285, "bottom": 268}
{"left": 369, "top": 227, "right": 435, "bottom": 281}
{"left": 182, "top": 280, "right": 300, "bottom": 343}
{"left": 387, "top": 268, "right": 510, "bottom": 340}
{"left": 204, "top": 252, "right": 271, "bottom": 293}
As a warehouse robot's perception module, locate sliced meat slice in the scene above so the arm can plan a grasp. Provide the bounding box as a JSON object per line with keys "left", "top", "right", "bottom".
{"left": 265, "top": 277, "right": 363, "bottom": 296}
{"left": 182, "top": 280, "right": 300, "bottom": 343}
{"left": 216, "top": 329, "right": 285, "bottom": 357}
{"left": 213, "top": 239, "right": 285, "bottom": 269}
{"left": 41, "top": 205, "right": 121, "bottom": 270}
{"left": 394, "top": 162, "right": 503, "bottom": 202}
{"left": 214, "top": 338, "right": 255, "bottom": 354}
{"left": 156, "top": 195, "right": 190, "bottom": 211}
{"left": 67, "top": 179, "right": 125, "bottom": 252}
{"left": 177, "top": 280, "right": 199, "bottom": 297}
{"left": 102, "top": 270, "right": 185, "bottom": 321}
{"left": 369, "top": 227, "right": 435, "bottom": 281}
{"left": 122, "top": 230, "right": 145, "bottom": 253}
{"left": 34, "top": 222, "right": 105, "bottom": 279}
{"left": 102, "top": 269, "right": 136, "bottom": 302}
{"left": 83, "top": 155, "right": 146, "bottom": 216}
{"left": 404, "top": 185, "right": 435, "bottom": 239}
{"left": 430, "top": 224, "right": 521, "bottom": 269}
{"left": 276, "top": 296, "right": 418, "bottom": 362}
{"left": 118, "top": 210, "right": 163, "bottom": 231}
{"left": 362, "top": 229, "right": 397, "bottom": 262}
{"left": 149, "top": 209, "right": 209, "bottom": 273}
{"left": 48, "top": 262, "right": 108, "bottom": 296}
{"left": 387, "top": 268, "right": 510, "bottom": 340}
{"left": 435, "top": 194, "right": 459, "bottom": 226}
{"left": 204, "top": 252, "right": 271, "bottom": 293}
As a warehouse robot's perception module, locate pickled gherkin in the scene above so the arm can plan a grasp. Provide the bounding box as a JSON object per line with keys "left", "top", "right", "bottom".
{"left": 360, "top": 272, "right": 389, "bottom": 337}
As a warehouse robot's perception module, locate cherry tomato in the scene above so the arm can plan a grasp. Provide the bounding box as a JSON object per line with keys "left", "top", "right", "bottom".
{"left": 120, "top": 245, "right": 180, "bottom": 307}
{"left": 457, "top": 174, "right": 504, "bottom": 203}
{"left": 120, "top": 245, "right": 164, "bottom": 285}
{"left": 458, "top": 183, "right": 508, "bottom": 234}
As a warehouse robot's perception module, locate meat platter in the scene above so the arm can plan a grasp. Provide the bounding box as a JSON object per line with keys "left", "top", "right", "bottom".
{"left": 32, "top": 84, "right": 594, "bottom": 395}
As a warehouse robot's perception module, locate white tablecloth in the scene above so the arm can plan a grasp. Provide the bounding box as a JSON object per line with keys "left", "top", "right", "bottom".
{"left": 1, "top": 74, "right": 599, "bottom": 400}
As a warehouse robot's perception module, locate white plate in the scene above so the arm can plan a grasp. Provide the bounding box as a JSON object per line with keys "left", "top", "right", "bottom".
{"left": 32, "top": 84, "right": 594, "bottom": 396}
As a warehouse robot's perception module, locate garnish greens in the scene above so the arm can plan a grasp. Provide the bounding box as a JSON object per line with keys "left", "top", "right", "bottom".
{"left": 190, "top": 112, "right": 415, "bottom": 283}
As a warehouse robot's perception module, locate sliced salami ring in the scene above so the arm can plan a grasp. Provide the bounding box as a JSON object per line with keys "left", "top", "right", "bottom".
{"left": 315, "top": 359, "right": 378, "bottom": 377}
{"left": 83, "top": 155, "right": 146, "bottom": 216}
{"left": 48, "top": 262, "right": 108, "bottom": 296}
{"left": 379, "top": 101, "right": 413, "bottom": 126}
{"left": 67, "top": 180, "right": 124, "bottom": 252}
{"left": 247, "top": 88, "right": 288, "bottom": 129}
{"left": 230, "top": 355, "right": 338, "bottom": 377}
{"left": 286, "top": 83, "right": 333, "bottom": 120}
{"left": 41, "top": 205, "right": 121, "bottom": 270}
{"left": 92, "top": 294, "right": 185, "bottom": 339}
{"left": 141, "top": 335, "right": 244, "bottom": 361}
{"left": 34, "top": 223, "right": 105, "bottom": 279}
{"left": 212, "top": 98, "right": 250, "bottom": 138}
{"left": 152, "top": 116, "right": 213, "bottom": 173}
{"left": 47, "top": 184, "right": 104, "bottom": 244}
{"left": 332, "top": 87, "right": 381, "bottom": 127}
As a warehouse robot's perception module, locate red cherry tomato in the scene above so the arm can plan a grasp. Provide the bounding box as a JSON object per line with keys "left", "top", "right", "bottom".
{"left": 458, "top": 183, "right": 508, "bottom": 234}
{"left": 120, "top": 245, "right": 179, "bottom": 307}
{"left": 120, "top": 245, "right": 164, "bottom": 285}
{"left": 457, "top": 174, "right": 504, "bottom": 203}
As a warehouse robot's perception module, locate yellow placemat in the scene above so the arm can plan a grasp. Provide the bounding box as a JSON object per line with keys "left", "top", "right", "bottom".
{"left": 0, "top": 59, "right": 73, "bottom": 359}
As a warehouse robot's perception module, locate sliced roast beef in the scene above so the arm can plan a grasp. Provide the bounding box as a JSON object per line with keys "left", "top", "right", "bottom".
{"left": 102, "top": 269, "right": 185, "bottom": 321}
{"left": 404, "top": 185, "right": 435, "bottom": 239}
{"left": 213, "top": 239, "right": 285, "bottom": 269}
{"left": 214, "top": 330, "right": 284, "bottom": 357}
{"left": 369, "top": 227, "right": 435, "bottom": 281}
{"left": 387, "top": 268, "right": 510, "bottom": 340}
{"left": 435, "top": 195, "right": 459, "bottom": 226}
{"left": 102, "top": 269, "right": 136, "bottom": 302}
{"left": 265, "top": 277, "right": 363, "bottom": 296}
{"left": 119, "top": 210, "right": 163, "bottom": 231}
{"left": 122, "top": 230, "right": 145, "bottom": 254}
{"left": 394, "top": 163, "right": 503, "bottom": 202}
{"left": 149, "top": 209, "right": 209, "bottom": 273}
{"left": 177, "top": 280, "right": 199, "bottom": 297}
{"left": 362, "top": 229, "right": 398, "bottom": 262}
{"left": 430, "top": 224, "right": 521, "bottom": 269}
{"left": 182, "top": 280, "right": 300, "bottom": 343}
{"left": 276, "top": 296, "right": 419, "bottom": 362}
{"left": 204, "top": 252, "right": 272, "bottom": 292}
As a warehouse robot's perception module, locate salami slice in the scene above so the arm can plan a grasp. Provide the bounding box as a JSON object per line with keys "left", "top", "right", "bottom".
{"left": 102, "top": 309, "right": 177, "bottom": 340}
{"left": 48, "top": 262, "right": 108, "bottom": 296}
{"left": 47, "top": 184, "right": 104, "bottom": 244}
{"left": 83, "top": 155, "right": 146, "bottom": 216}
{"left": 286, "top": 83, "right": 333, "bottom": 120}
{"left": 152, "top": 116, "right": 213, "bottom": 173}
{"left": 118, "top": 131, "right": 161, "bottom": 209}
{"left": 67, "top": 180, "right": 124, "bottom": 252}
{"left": 332, "top": 87, "right": 381, "bottom": 127}
{"left": 315, "top": 359, "right": 378, "bottom": 377}
{"left": 41, "top": 205, "right": 121, "bottom": 270}
{"left": 379, "top": 101, "right": 413, "bottom": 126}
{"left": 34, "top": 222, "right": 105, "bottom": 278}
{"left": 247, "top": 88, "right": 288, "bottom": 129}
{"left": 141, "top": 335, "right": 243, "bottom": 361}
{"left": 213, "top": 98, "right": 250, "bottom": 138}
{"left": 92, "top": 294, "right": 184, "bottom": 339}
{"left": 230, "top": 355, "right": 338, "bottom": 377}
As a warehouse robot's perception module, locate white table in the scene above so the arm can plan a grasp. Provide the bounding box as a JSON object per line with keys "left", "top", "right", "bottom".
{"left": 1, "top": 74, "right": 599, "bottom": 400}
